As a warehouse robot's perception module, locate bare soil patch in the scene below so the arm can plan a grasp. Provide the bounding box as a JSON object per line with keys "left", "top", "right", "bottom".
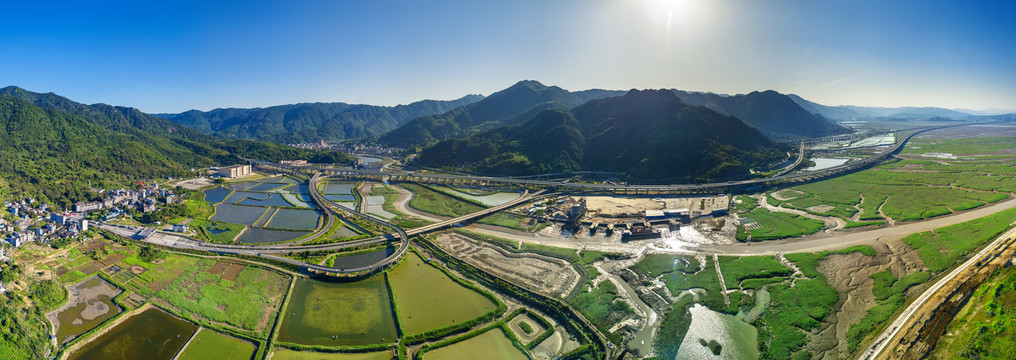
{"left": 807, "top": 204, "right": 836, "bottom": 214}
{"left": 433, "top": 233, "right": 580, "bottom": 297}
{"left": 221, "top": 264, "right": 245, "bottom": 281}
{"left": 206, "top": 261, "right": 230, "bottom": 275}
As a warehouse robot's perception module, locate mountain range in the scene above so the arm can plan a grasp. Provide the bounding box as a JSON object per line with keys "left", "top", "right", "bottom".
{"left": 786, "top": 94, "right": 977, "bottom": 121}
{"left": 378, "top": 80, "right": 625, "bottom": 148}
{"left": 418, "top": 90, "right": 789, "bottom": 180}
{"left": 671, "top": 90, "right": 850, "bottom": 139}
{"left": 157, "top": 94, "right": 484, "bottom": 144}
{"left": 0, "top": 86, "right": 351, "bottom": 208}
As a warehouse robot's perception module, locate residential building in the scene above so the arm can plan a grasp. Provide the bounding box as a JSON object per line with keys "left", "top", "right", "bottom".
{"left": 218, "top": 164, "right": 252, "bottom": 178}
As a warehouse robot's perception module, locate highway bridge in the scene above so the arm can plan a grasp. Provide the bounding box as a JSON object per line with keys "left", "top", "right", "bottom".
{"left": 250, "top": 124, "right": 965, "bottom": 195}
{"left": 102, "top": 172, "right": 542, "bottom": 278}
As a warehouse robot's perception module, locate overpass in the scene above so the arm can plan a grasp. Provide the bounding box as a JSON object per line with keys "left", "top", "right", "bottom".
{"left": 249, "top": 124, "right": 965, "bottom": 195}
{"left": 102, "top": 172, "right": 542, "bottom": 278}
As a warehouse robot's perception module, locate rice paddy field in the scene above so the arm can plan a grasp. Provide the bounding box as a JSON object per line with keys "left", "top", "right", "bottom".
{"left": 387, "top": 252, "right": 498, "bottom": 335}
{"left": 177, "top": 329, "right": 256, "bottom": 360}
{"left": 423, "top": 328, "right": 527, "bottom": 360}
{"left": 277, "top": 277, "right": 398, "bottom": 346}
{"left": 270, "top": 348, "right": 394, "bottom": 360}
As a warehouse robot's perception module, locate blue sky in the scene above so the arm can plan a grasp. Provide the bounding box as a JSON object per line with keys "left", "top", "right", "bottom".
{"left": 1, "top": 0, "right": 1013, "bottom": 113}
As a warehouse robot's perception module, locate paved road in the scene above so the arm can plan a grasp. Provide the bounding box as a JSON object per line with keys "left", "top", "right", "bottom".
{"left": 859, "top": 226, "right": 1016, "bottom": 360}
{"left": 248, "top": 124, "right": 964, "bottom": 194}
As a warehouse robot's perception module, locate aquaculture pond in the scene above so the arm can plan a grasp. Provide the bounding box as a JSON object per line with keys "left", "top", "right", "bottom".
{"left": 224, "top": 191, "right": 272, "bottom": 204}
{"left": 211, "top": 204, "right": 270, "bottom": 225}
{"left": 281, "top": 193, "right": 313, "bottom": 208}
{"left": 235, "top": 228, "right": 307, "bottom": 244}
{"left": 257, "top": 176, "right": 301, "bottom": 184}
{"left": 329, "top": 247, "right": 395, "bottom": 269}
{"left": 203, "top": 187, "right": 232, "bottom": 203}
{"left": 365, "top": 195, "right": 396, "bottom": 219}
{"left": 387, "top": 252, "right": 498, "bottom": 335}
{"left": 324, "top": 194, "right": 357, "bottom": 202}
{"left": 676, "top": 304, "right": 759, "bottom": 360}
{"left": 266, "top": 208, "right": 322, "bottom": 230}
{"left": 271, "top": 348, "right": 394, "bottom": 360}
{"left": 226, "top": 182, "right": 258, "bottom": 191}
{"left": 324, "top": 181, "right": 356, "bottom": 195}
{"left": 278, "top": 277, "right": 398, "bottom": 346}
{"left": 239, "top": 193, "right": 296, "bottom": 207}
{"left": 248, "top": 182, "right": 289, "bottom": 192}
{"left": 424, "top": 327, "right": 527, "bottom": 360}
{"left": 48, "top": 277, "right": 123, "bottom": 344}
{"left": 177, "top": 329, "right": 256, "bottom": 360}
{"left": 67, "top": 307, "right": 197, "bottom": 360}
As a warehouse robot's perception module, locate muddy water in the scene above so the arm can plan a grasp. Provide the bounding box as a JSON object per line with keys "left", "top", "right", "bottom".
{"left": 677, "top": 304, "right": 759, "bottom": 360}
{"left": 67, "top": 307, "right": 197, "bottom": 360}
{"left": 49, "top": 277, "right": 123, "bottom": 344}
{"left": 611, "top": 272, "right": 656, "bottom": 355}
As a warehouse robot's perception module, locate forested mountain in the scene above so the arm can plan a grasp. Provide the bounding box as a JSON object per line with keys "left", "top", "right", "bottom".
{"left": 0, "top": 87, "right": 352, "bottom": 207}
{"left": 671, "top": 89, "right": 849, "bottom": 139}
{"left": 419, "top": 89, "right": 788, "bottom": 181}
{"left": 786, "top": 94, "right": 974, "bottom": 121}
{"left": 379, "top": 80, "right": 624, "bottom": 147}
{"left": 157, "top": 94, "right": 483, "bottom": 143}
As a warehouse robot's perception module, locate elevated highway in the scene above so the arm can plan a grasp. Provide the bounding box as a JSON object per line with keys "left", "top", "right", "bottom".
{"left": 101, "top": 173, "right": 541, "bottom": 277}
{"left": 249, "top": 124, "right": 964, "bottom": 195}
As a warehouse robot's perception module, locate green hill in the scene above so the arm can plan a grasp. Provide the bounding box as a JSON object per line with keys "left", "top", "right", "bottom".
{"left": 157, "top": 94, "right": 483, "bottom": 143}
{"left": 419, "top": 90, "right": 789, "bottom": 181}
{"left": 379, "top": 80, "right": 624, "bottom": 147}
{"left": 0, "top": 87, "right": 352, "bottom": 207}
{"left": 672, "top": 89, "right": 849, "bottom": 139}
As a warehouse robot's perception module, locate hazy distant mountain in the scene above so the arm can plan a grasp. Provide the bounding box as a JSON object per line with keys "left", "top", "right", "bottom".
{"left": 157, "top": 94, "right": 483, "bottom": 144}
{"left": 0, "top": 86, "right": 351, "bottom": 207}
{"left": 787, "top": 94, "right": 974, "bottom": 121}
{"left": 672, "top": 90, "right": 849, "bottom": 139}
{"left": 379, "top": 80, "right": 624, "bottom": 147}
{"left": 419, "top": 89, "right": 787, "bottom": 181}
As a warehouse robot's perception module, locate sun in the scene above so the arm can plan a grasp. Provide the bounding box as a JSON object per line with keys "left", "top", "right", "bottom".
{"left": 641, "top": 0, "right": 702, "bottom": 31}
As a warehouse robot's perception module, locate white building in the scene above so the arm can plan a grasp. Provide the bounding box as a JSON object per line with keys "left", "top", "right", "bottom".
{"left": 218, "top": 164, "right": 252, "bottom": 178}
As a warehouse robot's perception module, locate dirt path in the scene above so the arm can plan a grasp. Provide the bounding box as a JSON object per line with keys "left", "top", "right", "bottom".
{"left": 698, "top": 197, "right": 1016, "bottom": 255}
{"left": 759, "top": 193, "right": 844, "bottom": 232}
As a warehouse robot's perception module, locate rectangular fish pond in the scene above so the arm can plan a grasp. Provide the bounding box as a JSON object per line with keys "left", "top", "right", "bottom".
{"left": 235, "top": 228, "right": 308, "bottom": 244}
{"left": 211, "top": 204, "right": 270, "bottom": 225}
{"left": 422, "top": 327, "right": 527, "bottom": 360}
{"left": 48, "top": 277, "right": 123, "bottom": 344}
{"left": 67, "top": 307, "right": 197, "bottom": 360}
{"left": 203, "top": 187, "right": 233, "bottom": 203}
{"left": 277, "top": 276, "right": 398, "bottom": 346}
{"left": 271, "top": 348, "right": 394, "bottom": 360}
{"left": 238, "top": 193, "right": 297, "bottom": 207}
{"left": 266, "top": 208, "right": 322, "bottom": 231}
{"left": 324, "top": 181, "right": 356, "bottom": 195}
{"left": 327, "top": 247, "right": 395, "bottom": 269}
{"left": 387, "top": 252, "right": 499, "bottom": 335}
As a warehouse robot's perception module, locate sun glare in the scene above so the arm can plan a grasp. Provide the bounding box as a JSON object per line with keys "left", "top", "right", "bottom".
{"left": 641, "top": 0, "right": 702, "bottom": 33}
